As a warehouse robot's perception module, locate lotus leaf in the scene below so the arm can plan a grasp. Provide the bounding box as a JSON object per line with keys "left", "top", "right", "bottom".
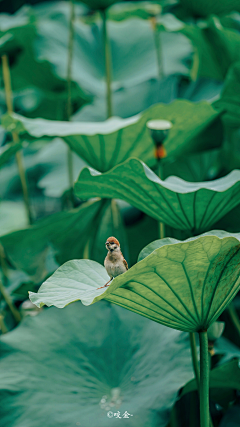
{"left": 75, "top": 158, "right": 240, "bottom": 233}
{"left": 0, "top": 300, "right": 199, "bottom": 427}
{"left": 2, "top": 100, "right": 223, "bottom": 172}
{"left": 29, "top": 231, "right": 240, "bottom": 333}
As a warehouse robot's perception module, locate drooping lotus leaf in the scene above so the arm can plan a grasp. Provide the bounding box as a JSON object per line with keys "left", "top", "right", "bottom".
{"left": 0, "top": 199, "right": 127, "bottom": 279}
{"left": 29, "top": 231, "right": 240, "bottom": 333}
{"left": 0, "top": 301, "right": 198, "bottom": 427}
{"left": 2, "top": 100, "right": 223, "bottom": 171}
{"left": 74, "top": 158, "right": 240, "bottom": 233}
{"left": 179, "top": 0, "right": 240, "bottom": 17}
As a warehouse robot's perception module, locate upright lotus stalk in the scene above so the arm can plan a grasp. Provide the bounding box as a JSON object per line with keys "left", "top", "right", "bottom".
{"left": 199, "top": 331, "right": 209, "bottom": 427}
{"left": 67, "top": 0, "right": 75, "bottom": 202}
{"left": 101, "top": 9, "right": 112, "bottom": 118}
{"left": 150, "top": 15, "right": 163, "bottom": 80}
{"left": 1, "top": 54, "right": 33, "bottom": 224}
{"left": 189, "top": 332, "right": 200, "bottom": 390}
{"left": 0, "top": 279, "right": 21, "bottom": 324}
{"left": 146, "top": 119, "right": 172, "bottom": 239}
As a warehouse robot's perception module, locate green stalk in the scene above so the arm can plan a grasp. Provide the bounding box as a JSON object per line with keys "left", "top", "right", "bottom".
{"left": 199, "top": 331, "right": 209, "bottom": 427}
{"left": 157, "top": 159, "right": 165, "bottom": 239}
{"left": 0, "top": 314, "right": 8, "bottom": 334}
{"left": 2, "top": 54, "right": 33, "bottom": 224}
{"left": 189, "top": 332, "right": 200, "bottom": 391}
{"left": 67, "top": 0, "right": 75, "bottom": 201}
{"left": 150, "top": 17, "right": 163, "bottom": 80}
{"left": 0, "top": 243, "right": 9, "bottom": 285}
{"left": 101, "top": 10, "right": 112, "bottom": 118}
{"left": 0, "top": 280, "right": 21, "bottom": 324}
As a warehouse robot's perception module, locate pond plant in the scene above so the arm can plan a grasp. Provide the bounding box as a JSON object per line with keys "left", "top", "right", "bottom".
{"left": 0, "top": 0, "right": 240, "bottom": 426}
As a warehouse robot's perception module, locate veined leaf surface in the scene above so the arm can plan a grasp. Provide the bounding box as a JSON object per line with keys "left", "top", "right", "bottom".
{"left": 29, "top": 232, "right": 240, "bottom": 333}
{"left": 0, "top": 301, "right": 197, "bottom": 427}
{"left": 75, "top": 158, "right": 240, "bottom": 233}
{"left": 2, "top": 100, "right": 222, "bottom": 171}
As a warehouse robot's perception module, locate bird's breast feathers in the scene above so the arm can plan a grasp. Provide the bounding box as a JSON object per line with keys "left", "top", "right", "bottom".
{"left": 104, "top": 255, "right": 128, "bottom": 278}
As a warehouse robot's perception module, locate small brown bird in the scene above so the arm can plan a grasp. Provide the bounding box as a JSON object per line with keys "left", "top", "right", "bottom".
{"left": 98, "top": 237, "right": 128, "bottom": 289}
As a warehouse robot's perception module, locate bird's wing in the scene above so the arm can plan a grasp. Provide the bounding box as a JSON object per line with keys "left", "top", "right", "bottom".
{"left": 123, "top": 257, "right": 128, "bottom": 270}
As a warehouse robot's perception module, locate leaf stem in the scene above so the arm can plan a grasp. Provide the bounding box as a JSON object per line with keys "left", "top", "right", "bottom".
{"left": 199, "top": 331, "right": 209, "bottom": 427}
{"left": 0, "top": 314, "right": 8, "bottom": 334}
{"left": 189, "top": 332, "right": 200, "bottom": 390}
{"left": 2, "top": 54, "right": 33, "bottom": 224}
{"left": 101, "top": 10, "right": 112, "bottom": 118}
{"left": 150, "top": 17, "right": 163, "bottom": 80}
{"left": 67, "top": 0, "right": 75, "bottom": 202}
{"left": 157, "top": 159, "right": 165, "bottom": 238}
{"left": 0, "top": 279, "right": 21, "bottom": 324}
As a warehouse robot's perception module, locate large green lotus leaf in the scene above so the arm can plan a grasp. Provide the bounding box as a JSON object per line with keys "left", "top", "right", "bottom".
{"left": 0, "top": 301, "right": 198, "bottom": 427}
{"left": 214, "top": 62, "right": 240, "bottom": 129}
{"left": 137, "top": 230, "right": 240, "bottom": 261}
{"left": 0, "top": 198, "right": 127, "bottom": 279}
{"left": 0, "top": 10, "right": 89, "bottom": 119}
{"left": 179, "top": 0, "right": 240, "bottom": 17}
{"left": 29, "top": 231, "right": 240, "bottom": 333}
{"left": 74, "top": 158, "right": 240, "bottom": 233}
{"left": 2, "top": 100, "right": 223, "bottom": 172}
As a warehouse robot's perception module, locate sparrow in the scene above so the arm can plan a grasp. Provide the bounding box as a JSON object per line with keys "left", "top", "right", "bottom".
{"left": 98, "top": 236, "right": 128, "bottom": 289}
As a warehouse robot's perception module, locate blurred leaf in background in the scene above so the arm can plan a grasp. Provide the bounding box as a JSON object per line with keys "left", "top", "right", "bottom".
{"left": 0, "top": 300, "right": 239, "bottom": 427}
